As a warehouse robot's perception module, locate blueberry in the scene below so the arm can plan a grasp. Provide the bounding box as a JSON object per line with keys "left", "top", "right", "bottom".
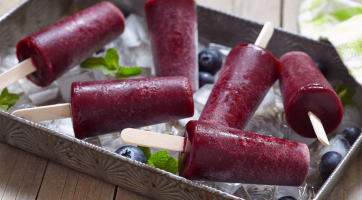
{"left": 278, "top": 196, "right": 297, "bottom": 200}
{"left": 199, "top": 49, "right": 223, "bottom": 75}
{"left": 199, "top": 71, "right": 215, "bottom": 88}
{"left": 319, "top": 151, "right": 342, "bottom": 182}
{"left": 341, "top": 127, "right": 361, "bottom": 145}
{"left": 314, "top": 62, "right": 327, "bottom": 77}
{"left": 96, "top": 47, "right": 106, "bottom": 54}
{"left": 115, "top": 145, "right": 147, "bottom": 164}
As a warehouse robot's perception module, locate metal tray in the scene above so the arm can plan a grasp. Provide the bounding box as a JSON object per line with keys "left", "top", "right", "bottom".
{"left": 0, "top": 0, "right": 361, "bottom": 199}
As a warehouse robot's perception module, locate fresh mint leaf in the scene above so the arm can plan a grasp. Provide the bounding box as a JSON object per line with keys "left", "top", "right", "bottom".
{"left": 158, "top": 156, "right": 178, "bottom": 174}
{"left": 104, "top": 48, "right": 119, "bottom": 70}
{"left": 149, "top": 151, "right": 169, "bottom": 168}
{"left": 0, "top": 88, "right": 20, "bottom": 111}
{"left": 116, "top": 66, "right": 142, "bottom": 78}
{"left": 81, "top": 48, "right": 142, "bottom": 78}
{"left": 335, "top": 85, "right": 356, "bottom": 106}
{"left": 138, "top": 146, "right": 151, "bottom": 160}
{"left": 0, "top": 105, "right": 9, "bottom": 111}
{"left": 147, "top": 151, "right": 178, "bottom": 174}
{"left": 147, "top": 159, "right": 155, "bottom": 167}
{"left": 80, "top": 57, "right": 117, "bottom": 75}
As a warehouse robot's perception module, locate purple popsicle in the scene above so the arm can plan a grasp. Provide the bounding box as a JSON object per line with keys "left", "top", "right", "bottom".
{"left": 279, "top": 51, "right": 343, "bottom": 138}
{"left": 144, "top": 0, "right": 198, "bottom": 93}
{"left": 199, "top": 43, "right": 280, "bottom": 130}
{"left": 16, "top": 1, "right": 126, "bottom": 87}
{"left": 178, "top": 120, "right": 310, "bottom": 186}
{"left": 71, "top": 76, "right": 194, "bottom": 139}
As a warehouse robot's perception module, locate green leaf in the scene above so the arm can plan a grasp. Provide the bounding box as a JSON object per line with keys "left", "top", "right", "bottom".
{"left": 80, "top": 57, "right": 117, "bottom": 75}
{"left": 0, "top": 88, "right": 20, "bottom": 111}
{"left": 147, "top": 159, "right": 155, "bottom": 167}
{"left": 0, "top": 105, "right": 9, "bottom": 111}
{"left": 116, "top": 66, "right": 142, "bottom": 78}
{"left": 138, "top": 146, "right": 151, "bottom": 160}
{"left": 148, "top": 151, "right": 169, "bottom": 168}
{"left": 335, "top": 85, "right": 356, "bottom": 106}
{"left": 104, "top": 48, "right": 119, "bottom": 70}
{"left": 158, "top": 156, "right": 178, "bottom": 174}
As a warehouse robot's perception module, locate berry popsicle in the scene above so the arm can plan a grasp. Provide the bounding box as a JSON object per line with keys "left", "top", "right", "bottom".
{"left": 279, "top": 51, "right": 343, "bottom": 139}
{"left": 0, "top": 1, "right": 126, "bottom": 89}
{"left": 12, "top": 77, "right": 194, "bottom": 139}
{"left": 121, "top": 120, "right": 310, "bottom": 186}
{"left": 199, "top": 22, "right": 280, "bottom": 130}
{"left": 145, "top": 0, "right": 198, "bottom": 93}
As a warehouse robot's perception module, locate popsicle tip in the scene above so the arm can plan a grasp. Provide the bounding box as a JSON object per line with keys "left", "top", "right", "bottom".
{"left": 308, "top": 111, "right": 330, "bottom": 147}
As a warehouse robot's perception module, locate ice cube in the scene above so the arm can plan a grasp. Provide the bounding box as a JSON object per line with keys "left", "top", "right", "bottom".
{"left": 57, "top": 67, "right": 101, "bottom": 102}
{"left": 243, "top": 184, "right": 276, "bottom": 200}
{"left": 209, "top": 43, "right": 231, "bottom": 57}
{"left": 17, "top": 78, "right": 59, "bottom": 104}
{"left": 280, "top": 121, "right": 316, "bottom": 146}
{"left": 193, "top": 84, "right": 213, "bottom": 106}
{"left": 255, "top": 87, "right": 276, "bottom": 115}
{"left": 126, "top": 14, "right": 150, "bottom": 45}
{"left": 98, "top": 132, "right": 124, "bottom": 152}
{"left": 178, "top": 108, "right": 200, "bottom": 127}
{"left": 7, "top": 94, "right": 35, "bottom": 114}
{"left": 130, "top": 44, "right": 155, "bottom": 75}
{"left": 0, "top": 48, "right": 18, "bottom": 71}
{"left": 38, "top": 118, "right": 75, "bottom": 137}
{"left": 274, "top": 186, "right": 300, "bottom": 200}
{"left": 319, "top": 135, "right": 351, "bottom": 158}
{"left": 245, "top": 118, "right": 284, "bottom": 138}
{"left": 120, "top": 25, "right": 142, "bottom": 48}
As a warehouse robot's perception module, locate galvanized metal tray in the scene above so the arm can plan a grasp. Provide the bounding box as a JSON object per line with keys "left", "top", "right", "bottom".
{"left": 0, "top": 0, "right": 361, "bottom": 199}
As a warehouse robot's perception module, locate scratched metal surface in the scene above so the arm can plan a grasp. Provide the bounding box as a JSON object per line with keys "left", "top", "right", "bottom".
{"left": 0, "top": 0, "right": 360, "bottom": 199}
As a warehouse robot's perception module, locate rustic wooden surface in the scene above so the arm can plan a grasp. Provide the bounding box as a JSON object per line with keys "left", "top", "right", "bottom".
{"left": 0, "top": 0, "right": 361, "bottom": 199}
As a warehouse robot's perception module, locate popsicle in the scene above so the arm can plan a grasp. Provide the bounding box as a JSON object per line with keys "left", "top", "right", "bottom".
{"left": 279, "top": 51, "right": 343, "bottom": 138}
{"left": 12, "top": 76, "right": 194, "bottom": 139}
{"left": 144, "top": 0, "right": 198, "bottom": 93}
{"left": 199, "top": 23, "right": 280, "bottom": 130}
{"left": 0, "top": 1, "right": 126, "bottom": 89}
{"left": 121, "top": 120, "right": 310, "bottom": 186}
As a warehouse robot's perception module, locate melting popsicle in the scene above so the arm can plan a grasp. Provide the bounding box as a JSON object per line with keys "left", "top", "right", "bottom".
{"left": 121, "top": 120, "right": 310, "bottom": 186}
{"left": 0, "top": 1, "right": 126, "bottom": 89}
{"left": 145, "top": 0, "right": 198, "bottom": 93}
{"left": 12, "top": 77, "right": 194, "bottom": 139}
{"left": 279, "top": 51, "right": 343, "bottom": 139}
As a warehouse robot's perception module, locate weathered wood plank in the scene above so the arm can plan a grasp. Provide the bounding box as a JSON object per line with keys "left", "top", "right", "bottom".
{"left": 37, "top": 162, "right": 69, "bottom": 200}
{"left": 282, "top": 0, "right": 304, "bottom": 33}
{"left": 15, "top": 155, "right": 48, "bottom": 200}
{"left": 71, "top": 173, "right": 115, "bottom": 200}
{"left": 37, "top": 161, "right": 115, "bottom": 200}
{"left": 0, "top": 142, "right": 47, "bottom": 200}
{"left": 231, "top": 0, "right": 282, "bottom": 27}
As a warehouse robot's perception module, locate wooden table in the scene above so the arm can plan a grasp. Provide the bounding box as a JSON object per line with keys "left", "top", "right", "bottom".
{"left": 0, "top": 0, "right": 361, "bottom": 199}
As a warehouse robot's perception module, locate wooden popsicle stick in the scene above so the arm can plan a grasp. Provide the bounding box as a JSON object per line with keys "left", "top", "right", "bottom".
{"left": 121, "top": 128, "right": 186, "bottom": 152}
{"left": 254, "top": 21, "right": 274, "bottom": 48}
{"left": 0, "top": 58, "right": 37, "bottom": 90}
{"left": 12, "top": 103, "right": 72, "bottom": 122}
{"left": 308, "top": 111, "right": 329, "bottom": 146}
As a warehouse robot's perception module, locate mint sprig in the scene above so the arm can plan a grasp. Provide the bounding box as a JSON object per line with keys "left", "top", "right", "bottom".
{"left": 80, "top": 48, "right": 142, "bottom": 78}
{"left": 335, "top": 85, "right": 356, "bottom": 106}
{"left": 0, "top": 88, "right": 20, "bottom": 111}
{"left": 138, "top": 146, "right": 178, "bottom": 174}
